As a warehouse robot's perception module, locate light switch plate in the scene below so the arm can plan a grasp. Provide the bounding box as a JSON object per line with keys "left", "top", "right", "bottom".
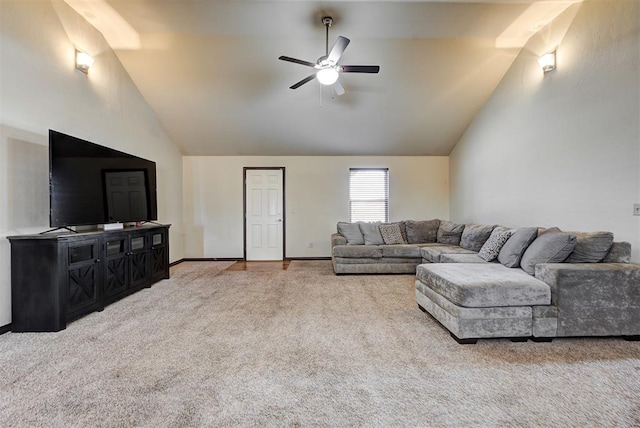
{"left": 634, "top": 204, "right": 640, "bottom": 216}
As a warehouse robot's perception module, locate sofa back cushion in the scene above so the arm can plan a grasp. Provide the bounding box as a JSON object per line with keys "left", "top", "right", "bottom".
{"left": 405, "top": 219, "right": 440, "bottom": 244}
{"left": 565, "top": 231, "right": 614, "bottom": 263}
{"left": 603, "top": 241, "right": 631, "bottom": 263}
{"left": 520, "top": 231, "right": 577, "bottom": 275}
{"left": 337, "top": 222, "right": 365, "bottom": 245}
{"left": 437, "top": 221, "right": 465, "bottom": 245}
{"left": 359, "top": 222, "right": 384, "bottom": 245}
{"left": 498, "top": 227, "right": 538, "bottom": 268}
{"left": 460, "top": 223, "right": 496, "bottom": 252}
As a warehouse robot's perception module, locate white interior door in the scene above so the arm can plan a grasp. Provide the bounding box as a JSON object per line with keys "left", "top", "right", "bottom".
{"left": 245, "top": 169, "right": 284, "bottom": 261}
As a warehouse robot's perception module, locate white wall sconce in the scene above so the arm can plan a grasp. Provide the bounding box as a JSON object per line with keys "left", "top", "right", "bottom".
{"left": 538, "top": 51, "right": 556, "bottom": 73}
{"left": 75, "top": 50, "right": 94, "bottom": 74}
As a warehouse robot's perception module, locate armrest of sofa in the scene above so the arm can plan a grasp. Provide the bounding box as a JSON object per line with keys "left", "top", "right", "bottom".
{"left": 535, "top": 262, "right": 640, "bottom": 336}
{"left": 331, "top": 233, "right": 347, "bottom": 248}
{"left": 535, "top": 263, "right": 640, "bottom": 307}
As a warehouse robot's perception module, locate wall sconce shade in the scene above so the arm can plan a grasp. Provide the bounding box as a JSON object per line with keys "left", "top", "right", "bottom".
{"left": 538, "top": 51, "right": 556, "bottom": 73}
{"left": 75, "top": 50, "right": 94, "bottom": 74}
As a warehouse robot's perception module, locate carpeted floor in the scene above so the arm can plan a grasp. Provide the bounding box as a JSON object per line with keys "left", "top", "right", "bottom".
{"left": 1, "top": 260, "right": 639, "bottom": 427}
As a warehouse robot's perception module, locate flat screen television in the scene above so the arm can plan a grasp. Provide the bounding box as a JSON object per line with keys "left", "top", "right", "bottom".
{"left": 49, "top": 130, "right": 158, "bottom": 227}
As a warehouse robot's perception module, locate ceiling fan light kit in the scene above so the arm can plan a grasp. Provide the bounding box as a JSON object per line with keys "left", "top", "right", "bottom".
{"left": 279, "top": 16, "right": 380, "bottom": 95}
{"left": 317, "top": 68, "right": 339, "bottom": 85}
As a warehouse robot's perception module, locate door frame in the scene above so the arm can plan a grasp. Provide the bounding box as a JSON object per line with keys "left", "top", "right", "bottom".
{"left": 243, "top": 167, "right": 286, "bottom": 261}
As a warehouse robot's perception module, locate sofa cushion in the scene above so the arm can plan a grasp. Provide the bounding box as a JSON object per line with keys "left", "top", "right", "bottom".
{"left": 337, "top": 222, "right": 365, "bottom": 245}
{"left": 335, "top": 257, "right": 420, "bottom": 264}
{"left": 405, "top": 219, "right": 440, "bottom": 244}
{"left": 437, "top": 221, "right": 465, "bottom": 245}
{"left": 439, "top": 253, "right": 488, "bottom": 263}
{"left": 359, "top": 222, "right": 384, "bottom": 245}
{"left": 332, "top": 245, "right": 382, "bottom": 258}
{"left": 380, "top": 244, "right": 422, "bottom": 258}
{"left": 603, "top": 241, "right": 631, "bottom": 263}
{"left": 478, "top": 227, "right": 513, "bottom": 261}
{"left": 416, "top": 263, "right": 551, "bottom": 307}
{"left": 379, "top": 223, "right": 406, "bottom": 245}
{"left": 498, "top": 227, "right": 538, "bottom": 268}
{"left": 565, "top": 231, "right": 614, "bottom": 263}
{"left": 460, "top": 223, "right": 496, "bottom": 252}
{"left": 520, "top": 231, "right": 577, "bottom": 275}
{"left": 421, "top": 245, "right": 476, "bottom": 263}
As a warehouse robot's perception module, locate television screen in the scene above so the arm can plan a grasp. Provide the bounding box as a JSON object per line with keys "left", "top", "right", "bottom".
{"left": 49, "top": 130, "right": 157, "bottom": 227}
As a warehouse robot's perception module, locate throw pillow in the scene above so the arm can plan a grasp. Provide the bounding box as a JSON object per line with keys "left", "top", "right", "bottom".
{"left": 460, "top": 224, "right": 496, "bottom": 252}
{"left": 405, "top": 219, "right": 440, "bottom": 244}
{"left": 382, "top": 222, "right": 407, "bottom": 242}
{"left": 379, "top": 223, "right": 406, "bottom": 245}
{"left": 337, "top": 222, "right": 365, "bottom": 245}
{"left": 520, "top": 232, "right": 577, "bottom": 275}
{"left": 436, "top": 221, "right": 465, "bottom": 245}
{"left": 565, "top": 231, "right": 614, "bottom": 263}
{"left": 359, "top": 222, "right": 384, "bottom": 245}
{"left": 478, "top": 227, "right": 513, "bottom": 261}
{"left": 498, "top": 227, "right": 538, "bottom": 268}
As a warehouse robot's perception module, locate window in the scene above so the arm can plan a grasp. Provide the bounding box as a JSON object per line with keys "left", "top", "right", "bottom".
{"left": 349, "top": 168, "right": 389, "bottom": 222}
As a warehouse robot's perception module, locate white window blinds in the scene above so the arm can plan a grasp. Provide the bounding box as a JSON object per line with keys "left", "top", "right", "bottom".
{"left": 349, "top": 168, "right": 389, "bottom": 222}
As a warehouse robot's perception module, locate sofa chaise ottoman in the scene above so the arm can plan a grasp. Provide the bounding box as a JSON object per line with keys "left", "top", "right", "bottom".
{"left": 415, "top": 263, "right": 551, "bottom": 342}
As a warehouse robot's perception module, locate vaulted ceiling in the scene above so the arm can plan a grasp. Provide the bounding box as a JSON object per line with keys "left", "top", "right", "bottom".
{"left": 64, "top": 0, "right": 579, "bottom": 156}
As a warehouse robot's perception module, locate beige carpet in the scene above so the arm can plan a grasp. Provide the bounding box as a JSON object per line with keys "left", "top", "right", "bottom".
{"left": 1, "top": 260, "right": 639, "bottom": 427}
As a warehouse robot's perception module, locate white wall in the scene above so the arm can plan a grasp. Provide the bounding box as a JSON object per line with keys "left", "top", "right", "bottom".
{"left": 183, "top": 156, "right": 449, "bottom": 258}
{"left": 0, "top": 1, "right": 184, "bottom": 326}
{"left": 450, "top": 0, "right": 640, "bottom": 262}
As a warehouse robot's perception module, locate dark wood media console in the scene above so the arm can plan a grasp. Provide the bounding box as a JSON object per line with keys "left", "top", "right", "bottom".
{"left": 8, "top": 224, "right": 170, "bottom": 332}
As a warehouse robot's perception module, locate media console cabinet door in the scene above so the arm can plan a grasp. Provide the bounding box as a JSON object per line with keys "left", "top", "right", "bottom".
{"left": 104, "top": 234, "right": 130, "bottom": 299}
{"left": 66, "top": 238, "right": 102, "bottom": 320}
{"left": 151, "top": 229, "right": 169, "bottom": 281}
{"left": 129, "top": 232, "right": 151, "bottom": 289}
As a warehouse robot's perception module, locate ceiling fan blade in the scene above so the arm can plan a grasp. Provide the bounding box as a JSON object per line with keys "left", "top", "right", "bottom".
{"left": 290, "top": 74, "right": 316, "bottom": 89}
{"left": 341, "top": 65, "right": 380, "bottom": 73}
{"left": 333, "top": 79, "right": 345, "bottom": 96}
{"left": 279, "top": 56, "right": 316, "bottom": 68}
{"left": 327, "top": 36, "right": 350, "bottom": 64}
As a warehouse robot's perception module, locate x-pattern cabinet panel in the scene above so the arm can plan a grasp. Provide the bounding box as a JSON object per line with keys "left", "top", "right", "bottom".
{"left": 8, "top": 225, "right": 170, "bottom": 332}
{"left": 151, "top": 229, "right": 169, "bottom": 282}
{"left": 66, "top": 238, "right": 102, "bottom": 319}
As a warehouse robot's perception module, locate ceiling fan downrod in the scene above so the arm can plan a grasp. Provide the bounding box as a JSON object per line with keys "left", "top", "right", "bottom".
{"left": 322, "top": 16, "right": 333, "bottom": 57}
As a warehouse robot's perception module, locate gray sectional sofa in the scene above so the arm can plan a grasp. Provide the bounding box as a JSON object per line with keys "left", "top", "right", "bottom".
{"left": 331, "top": 220, "right": 640, "bottom": 343}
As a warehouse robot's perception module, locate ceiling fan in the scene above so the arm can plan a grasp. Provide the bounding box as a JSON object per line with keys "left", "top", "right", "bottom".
{"left": 278, "top": 16, "right": 380, "bottom": 95}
